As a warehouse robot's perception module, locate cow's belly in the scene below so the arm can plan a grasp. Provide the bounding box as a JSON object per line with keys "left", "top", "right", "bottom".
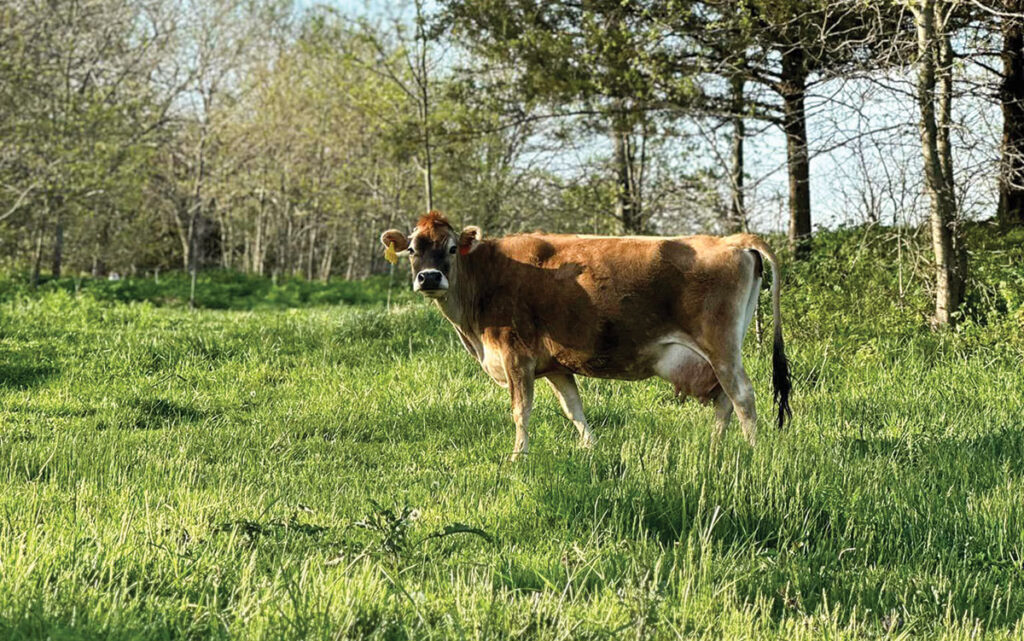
{"left": 547, "top": 340, "right": 652, "bottom": 380}
{"left": 649, "top": 339, "right": 720, "bottom": 403}
{"left": 551, "top": 331, "right": 719, "bottom": 402}
{"left": 458, "top": 320, "right": 718, "bottom": 401}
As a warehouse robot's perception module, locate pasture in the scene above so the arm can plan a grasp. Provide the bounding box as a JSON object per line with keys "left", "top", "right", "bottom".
{"left": 1, "top": 227, "right": 1023, "bottom": 640}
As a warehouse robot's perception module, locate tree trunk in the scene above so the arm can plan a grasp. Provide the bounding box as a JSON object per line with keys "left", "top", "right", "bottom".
{"left": 421, "top": 146, "right": 433, "bottom": 213}
{"left": 780, "top": 47, "right": 812, "bottom": 259}
{"left": 242, "top": 230, "right": 250, "bottom": 273}
{"left": 189, "top": 84, "right": 218, "bottom": 308}
{"left": 306, "top": 224, "right": 316, "bottom": 280}
{"left": 319, "top": 226, "right": 335, "bottom": 282}
{"left": 913, "top": 0, "right": 965, "bottom": 327}
{"left": 611, "top": 108, "right": 644, "bottom": 234}
{"left": 284, "top": 207, "right": 293, "bottom": 276}
{"left": 727, "top": 73, "right": 746, "bottom": 234}
{"left": 999, "top": 0, "right": 1024, "bottom": 226}
{"left": 344, "top": 244, "right": 356, "bottom": 281}
{"left": 319, "top": 244, "right": 333, "bottom": 283}
{"left": 173, "top": 194, "right": 190, "bottom": 270}
{"left": 253, "top": 187, "right": 266, "bottom": 274}
{"left": 219, "top": 204, "right": 232, "bottom": 269}
{"left": 935, "top": 13, "right": 967, "bottom": 309}
{"left": 52, "top": 210, "right": 64, "bottom": 278}
{"left": 416, "top": 0, "right": 434, "bottom": 214}
{"left": 32, "top": 228, "right": 44, "bottom": 288}
{"left": 92, "top": 256, "right": 107, "bottom": 278}
{"left": 189, "top": 126, "right": 207, "bottom": 309}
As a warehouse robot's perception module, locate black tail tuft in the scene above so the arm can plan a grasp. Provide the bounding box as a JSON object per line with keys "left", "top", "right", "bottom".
{"left": 772, "top": 329, "right": 792, "bottom": 429}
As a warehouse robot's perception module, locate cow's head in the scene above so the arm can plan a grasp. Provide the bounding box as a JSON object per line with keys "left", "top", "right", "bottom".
{"left": 380, "top": 211, "right": 481, "bottom": 299}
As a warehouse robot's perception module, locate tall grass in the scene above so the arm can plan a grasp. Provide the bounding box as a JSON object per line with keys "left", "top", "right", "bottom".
{"left": 0, "top": 225, "right": 1022, "bottom": 639}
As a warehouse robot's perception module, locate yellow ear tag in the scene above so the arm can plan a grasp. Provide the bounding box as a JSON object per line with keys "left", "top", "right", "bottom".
{"left": 384, "top": 241, "right": 399, "bottom": 265}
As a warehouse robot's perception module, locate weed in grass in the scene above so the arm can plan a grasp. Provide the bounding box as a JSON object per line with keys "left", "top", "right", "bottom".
{"left": 343, "top": 499, "right": 493, "bottom": 565}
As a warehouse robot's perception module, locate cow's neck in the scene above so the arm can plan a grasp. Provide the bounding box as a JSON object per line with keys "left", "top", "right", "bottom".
{"left": 432, "top": 272, "right": 484, "bottom": 362}
{"left": 435, "top": 274, "right": 475, "bottom": 330}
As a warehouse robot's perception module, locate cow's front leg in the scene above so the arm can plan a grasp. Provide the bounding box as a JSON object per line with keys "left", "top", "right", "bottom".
{"left": 546, "top": 373, "right": 595, "bottom": 449}
{"left": 504, "top": 354, "right": 535, "bottom": 461}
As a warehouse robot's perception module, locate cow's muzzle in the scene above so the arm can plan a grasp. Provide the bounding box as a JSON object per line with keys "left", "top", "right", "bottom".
{"left": 414, "top": 269, "right": 448, "bottom": 297}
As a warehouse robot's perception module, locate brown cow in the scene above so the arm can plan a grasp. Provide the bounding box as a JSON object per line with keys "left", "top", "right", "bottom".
{"left": 381, "top": 211, "right": 791, "bottom": 459}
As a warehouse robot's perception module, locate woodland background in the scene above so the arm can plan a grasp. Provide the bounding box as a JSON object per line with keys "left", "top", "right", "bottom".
{"left": 3, "top": 0, "right": 1024, "bottom": 324}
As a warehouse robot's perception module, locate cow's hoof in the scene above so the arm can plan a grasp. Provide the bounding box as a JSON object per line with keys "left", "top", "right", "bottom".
{"left": 510, "top": 450, "right": 528, "bottom": 462}
{"left": 579, "top": 436, "right": 595, "bottom": 450}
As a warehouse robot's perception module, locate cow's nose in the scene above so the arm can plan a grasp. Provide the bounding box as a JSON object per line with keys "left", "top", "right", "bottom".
{"left": 417, "top": 270, "right": 443, "bottom": 289}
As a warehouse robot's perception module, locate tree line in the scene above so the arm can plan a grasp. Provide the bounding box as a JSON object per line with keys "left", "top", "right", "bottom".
{"left": 1, "top": 0, "right": 1023, "bottom": 325}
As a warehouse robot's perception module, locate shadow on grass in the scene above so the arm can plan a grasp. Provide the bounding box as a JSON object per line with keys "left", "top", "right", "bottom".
{"left": 516, "top": 429, "right": 1024, "bottom": 628}
{"left": 0, "top": 616, "right": 187, "bottom": 641}
{"left": 842, "top": 428, "right": 1024, "bottom": 466}
{"left": 526, "top": 429, "right": 1024, "bottom": 550}
{"left": 120, "top": 397, "right": 205, "bottom": 430}
{"left": 0, "top": 363, "right": 58, "bottom": 390}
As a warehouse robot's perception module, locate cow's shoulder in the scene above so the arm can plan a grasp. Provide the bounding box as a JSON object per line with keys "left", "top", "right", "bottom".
{"left": 492, "top": 233, "right": 561, "bottom": 266}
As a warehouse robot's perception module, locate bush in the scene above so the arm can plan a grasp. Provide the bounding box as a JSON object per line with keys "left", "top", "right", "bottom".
{"left": 0, "top": 269, "right": 417, "bottom": 310}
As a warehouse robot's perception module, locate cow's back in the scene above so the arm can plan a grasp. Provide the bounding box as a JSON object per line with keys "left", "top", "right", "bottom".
{"left": 463, "top": 233, "right": 751, "bottom": 379}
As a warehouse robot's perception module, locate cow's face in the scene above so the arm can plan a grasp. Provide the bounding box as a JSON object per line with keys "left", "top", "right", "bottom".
{"left": 380, "top": 212, "right": 481, "bottom": 299}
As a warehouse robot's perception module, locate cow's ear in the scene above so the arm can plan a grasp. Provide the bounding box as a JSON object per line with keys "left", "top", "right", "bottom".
{"left": 380, "top": 229, "right": 409, "bottom": 252}
{"left": 458, "top": 226, "right": 482, "bottom": 255}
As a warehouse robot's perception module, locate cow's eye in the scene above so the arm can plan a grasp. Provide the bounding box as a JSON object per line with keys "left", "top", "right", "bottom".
{"left": 449, "top": 245, "right": 457, "bottom": 254}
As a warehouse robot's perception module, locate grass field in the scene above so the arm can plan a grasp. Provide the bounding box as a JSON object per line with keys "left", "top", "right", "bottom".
{"left": 1, "top": 227, "right": 1023, "bottom": 640}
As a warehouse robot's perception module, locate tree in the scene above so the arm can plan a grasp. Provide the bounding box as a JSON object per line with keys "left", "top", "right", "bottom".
{"left": 726, "top": 72, "right": 748, "bottom": 233}
{"left": 443, "top": 0, "right": 685, "bottom": 234}
{"left": 171, "top": 0, "right": 277, "bottom": 305}
{"left": 682, "top": 1, "right": 910, "bottom": 256}
{"left": 346, "top": 0, "right": 442, "bottom": 215}
{"left": 909, "top": 0, "right": 967, "bottom": 327}
{"left": 997, "top": 1, "right": 1024, "bottom": 226}
{"left": 0, "top": 0, "right": 181, "bottom": 280}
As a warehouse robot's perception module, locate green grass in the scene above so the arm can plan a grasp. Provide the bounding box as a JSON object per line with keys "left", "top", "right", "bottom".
{"left": 1, "top": 225, "right": 1023, "bottom": 639}
{"left": 0, "top": 270, "right": 417, "bottom": 310}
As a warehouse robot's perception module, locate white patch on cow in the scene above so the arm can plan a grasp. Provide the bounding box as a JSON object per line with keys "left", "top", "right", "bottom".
{"left": 741, "top": 274, "right": 762, "bottom": 342}
{"left": 480, "top": 344, "right": 508, "bottom": 387}
{"left": 650, "top": 335, "right": 711, "bottom": 381}
{"left": 646, "top": 332, "right": 719, "bottom": 401}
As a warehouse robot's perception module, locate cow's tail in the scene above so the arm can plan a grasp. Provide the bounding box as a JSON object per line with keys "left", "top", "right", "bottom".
{"left": 731, "top": 235, "right": 792, "bottom": 429}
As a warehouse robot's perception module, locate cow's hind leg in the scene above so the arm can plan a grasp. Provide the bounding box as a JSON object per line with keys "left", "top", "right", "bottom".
{"left": 708, "top": 254, "right": 762, "bottom": 446}
{"left": 546, "top": 373, "right": 595, "bottom": 449}
{"left": 711, "top": 358, "right": 758, "bottom": 446}
{"left": 712, "top": 386, "right": 733, "bottom": 443}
